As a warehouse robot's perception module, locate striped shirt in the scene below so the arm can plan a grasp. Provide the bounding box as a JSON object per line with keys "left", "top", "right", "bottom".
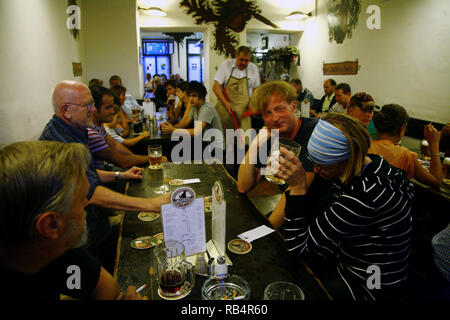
{"left": 87, "top": 125, "right": 108, "bottom": 169}
{"left": 283, "top": 155, "right": 415, "bottom": 300}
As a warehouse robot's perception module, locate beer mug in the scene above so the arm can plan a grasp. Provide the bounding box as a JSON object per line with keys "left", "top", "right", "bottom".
{"left": 443, "top": 157, "right": 450, "bottom": 186}
{"left": 420, "top": 139, "right": 431, "bottom": 161}
{"left": 153, "top": 241, "right": 195, "bottom": 299}
{"left": 265, "top": 137, "right": 301, "bottom": 185}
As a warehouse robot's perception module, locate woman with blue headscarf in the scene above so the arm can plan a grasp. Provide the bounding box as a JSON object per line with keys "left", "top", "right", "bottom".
{"left": 276, "top": 113, "right": 415, "bottom": 300}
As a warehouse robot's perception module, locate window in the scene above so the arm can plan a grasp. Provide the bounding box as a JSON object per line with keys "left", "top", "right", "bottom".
{"left": 142, "top": 39, "right": 173, "bottom": 79}
{"left": 186, "top": 39, "right": 203, "bottom": 82}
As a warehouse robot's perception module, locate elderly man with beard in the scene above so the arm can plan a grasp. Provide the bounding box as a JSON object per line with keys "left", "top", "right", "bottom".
{"left": 0, "top": 141, "right": 146, "bottom": 300}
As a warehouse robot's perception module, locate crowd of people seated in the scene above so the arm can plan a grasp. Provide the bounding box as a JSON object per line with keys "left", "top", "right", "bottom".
{"left": 0, "top": 45, "right": 448, "bottom": 301}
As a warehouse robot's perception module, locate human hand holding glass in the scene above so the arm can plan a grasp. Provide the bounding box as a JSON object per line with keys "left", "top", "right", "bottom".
{"left": 265, "top": 138, "right": 301, "bottom": 185}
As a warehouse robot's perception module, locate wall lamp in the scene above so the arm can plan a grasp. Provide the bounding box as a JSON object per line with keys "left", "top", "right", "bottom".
{"left": 286, "top": 11, "right": 312, "bottom": 20}
{"left": 138, "top": 7, "right": 167, "bottom": 17}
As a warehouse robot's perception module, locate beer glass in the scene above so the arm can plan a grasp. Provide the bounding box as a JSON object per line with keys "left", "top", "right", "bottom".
{"left": 420, "top": 139, "right": 431, "bottom": 161}
{"left": 148, "top": 144, "right": 162, "bottom": 169}
{"left": 265, "top": 137, "right": 301, "bottom": 185}
{"left": 264, "top": 281, "right": 304, "bottom": 300}
{"left": 153, "top": 241, "right": 195, "bottom": 299}
{"left": 154, "top": 162, "right": 170, "bottom": 194}
{"left": 443, "top": 157, "right": 450, "bottom": 186}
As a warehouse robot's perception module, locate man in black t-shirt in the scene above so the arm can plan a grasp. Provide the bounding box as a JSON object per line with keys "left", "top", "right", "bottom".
{"left": 237, "top": 81, "right": 333, "bottom": 229}
{"left": 0, "top": 141, "right": 146, "bottom": 300}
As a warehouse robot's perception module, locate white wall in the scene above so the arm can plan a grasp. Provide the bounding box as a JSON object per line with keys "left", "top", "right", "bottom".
{"left": 83, "top": 0, "right": 141, "bottom": 99}
{"left": 296, "top": 0, "right": 450, "bottom": 123}
{"left": 0, "top": 0, "right": 85, "bottom": 145}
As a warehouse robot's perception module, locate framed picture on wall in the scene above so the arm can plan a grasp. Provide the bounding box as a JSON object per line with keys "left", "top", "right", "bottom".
{"left": 261, "top": 36, "right": 268, "bottom": 50}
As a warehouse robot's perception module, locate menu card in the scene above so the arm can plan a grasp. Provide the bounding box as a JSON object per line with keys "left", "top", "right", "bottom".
{"left": 161, "top": 197, "right": 206, "bottom": 256}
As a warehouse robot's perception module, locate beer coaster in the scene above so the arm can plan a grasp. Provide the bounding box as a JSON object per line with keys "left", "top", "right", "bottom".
{"left": 138, "top": 211, "right": 159, "bottom": 222}
{"left": 204, "top": 196, "right": 212, "bottom": 213}
{"left": 150, "top": 233, "right": 164, "bottom": 247}
{"left": 227, "top": 239, "right": 252, "bottom": 254}
{"left": 169, "top": 179, "right": 184, "bottom": 186}
{"left": 157, "top": 282, "right": 192, "bottom": 300}
{"left": 131, "top": 236, "right": 153, "bottom": 249}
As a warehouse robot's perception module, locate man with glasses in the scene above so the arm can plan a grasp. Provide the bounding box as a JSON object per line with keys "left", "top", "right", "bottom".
{"left": 39, "top": 81, "right": 170, "bottom": 269}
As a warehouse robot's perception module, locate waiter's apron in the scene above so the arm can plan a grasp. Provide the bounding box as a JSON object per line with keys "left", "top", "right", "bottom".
{"left": 215, "top": 68, "right": 251, "bottom": 133}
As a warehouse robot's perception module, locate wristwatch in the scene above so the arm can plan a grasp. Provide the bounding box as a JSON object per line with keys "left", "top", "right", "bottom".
{"left": 114, "top": 171, "right": 120, "bottom": 181}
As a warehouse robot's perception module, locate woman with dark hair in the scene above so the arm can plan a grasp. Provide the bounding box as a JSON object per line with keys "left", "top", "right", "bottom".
{"left": 369, "top": 104, "right": 442, "bottom": 187}
{"left": 110, "top": 85, "right": 131, "bottom": 137}
{"left": 277, "top": 113, "right": 415, "bottom": 300}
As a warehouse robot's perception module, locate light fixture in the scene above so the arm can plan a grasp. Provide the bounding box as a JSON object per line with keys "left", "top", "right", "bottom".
{"left": 139, "top": 7, "right": 167, "bottom": 17}
{"left": 286, "top": 11, "right": 312, "bottom": 20}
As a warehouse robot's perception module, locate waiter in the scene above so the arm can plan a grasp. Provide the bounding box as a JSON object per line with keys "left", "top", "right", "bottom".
{"left": 213, "top": 46, "right": 261, "bottom": 133}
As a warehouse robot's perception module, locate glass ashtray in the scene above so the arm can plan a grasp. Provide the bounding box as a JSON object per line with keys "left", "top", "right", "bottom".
{"left": 201, "top": 275, "right": 250, "bottom": 300}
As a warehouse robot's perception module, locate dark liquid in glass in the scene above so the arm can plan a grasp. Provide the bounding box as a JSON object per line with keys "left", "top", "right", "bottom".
{"left": 160, "top": 270, "right": 183, "bottom": 294}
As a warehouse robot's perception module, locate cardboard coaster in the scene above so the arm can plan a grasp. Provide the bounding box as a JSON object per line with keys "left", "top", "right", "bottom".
{"left": 131, "top": 236, "right": 153, "bottom": 249}
{"left": 157, "top": 282, "right": 192, "bottom": 300}
{"left": 169, "top": 179, "right": 184, "bottom": 186}
{"left": 204, "top": 196, "right": 212, "bottom": 213}
{"left": 227, "top": 239, "right": 252, "bottom": 254}
{"left": 150, "top": 233, "right": 164, "bottom": 247}
{"left": 138, "top": 211, "right": 159, "bottom": 222}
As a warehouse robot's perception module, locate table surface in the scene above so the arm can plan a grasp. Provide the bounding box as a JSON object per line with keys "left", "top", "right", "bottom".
{"left": 113, "top": 162, "right": 331, "bottom": 300}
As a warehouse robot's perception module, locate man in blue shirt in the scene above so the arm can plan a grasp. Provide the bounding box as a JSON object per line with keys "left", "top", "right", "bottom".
{"left": 40, "top": 80, "right": 170, "bottom": 253}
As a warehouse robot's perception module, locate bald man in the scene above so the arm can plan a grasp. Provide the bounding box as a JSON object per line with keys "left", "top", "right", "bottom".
{"left": 40, "top": 81, "right": 170, "bottom": 253}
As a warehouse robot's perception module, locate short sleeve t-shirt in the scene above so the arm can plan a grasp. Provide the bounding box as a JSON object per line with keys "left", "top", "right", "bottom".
{"left": 214, "top": 59, "right": 261, "bottom": 97}
{"left": 0, "top": 248, "right": 101, "bottom": 300}
{"left": 87, "top": 125, "right": 109, "bottom": 169}
{"left": 189, "top": 102, "right": 224, "bottom": 148}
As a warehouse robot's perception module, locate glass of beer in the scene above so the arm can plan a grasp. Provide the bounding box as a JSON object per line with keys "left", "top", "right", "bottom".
{"left": 148, "top": 144, "right": 162, "bottom": 169}
{"left": 443, "top": 157, "right": 450, "bottom": 187}
{"left": 265, "top": 137, "right": 301, "bottom": 185}
{"left": 420, "top": 139, "right": 431, "bottom": 161}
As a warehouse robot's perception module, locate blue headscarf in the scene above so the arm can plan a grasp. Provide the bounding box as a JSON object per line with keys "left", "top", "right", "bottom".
{"left": 307, "top": 119, "right": 351, "bottom": 165}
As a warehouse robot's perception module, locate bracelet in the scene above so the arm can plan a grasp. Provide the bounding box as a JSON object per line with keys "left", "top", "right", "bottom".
{"left": 114, "top": 171, "right": 120, "bottom": 181}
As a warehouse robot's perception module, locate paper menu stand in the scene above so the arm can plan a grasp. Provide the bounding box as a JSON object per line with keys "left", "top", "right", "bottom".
{"left": 142, "top": 101, "right": 155, "bottom": 117}
{"left": 206, "top": 181, "right": 232, "bottom": 266}
{"left": 161, "top": 187, "right": 206, "bottom": 257}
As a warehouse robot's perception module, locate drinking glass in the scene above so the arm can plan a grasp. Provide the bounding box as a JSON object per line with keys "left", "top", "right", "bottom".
{"left": 265, "top": 137, "right": 301, "bottom": 185}
{"left": 420, "top": 139, "right": 431, "bottom": 161}
{"left": 154, "top": 163, "right": 170, "bottom": 194}
{"left": 263, "top": 281, "right": 304, "bottom": 300}
{"left": 148, "top": 144, "right": 162, "bottom": 170}
{"left": 153, "top": 240, "right": 195, "bottom": 299}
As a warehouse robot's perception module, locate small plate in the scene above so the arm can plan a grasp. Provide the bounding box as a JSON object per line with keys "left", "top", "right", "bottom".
{"left": 227, "top": 239, "right": 252, "bottom": 254}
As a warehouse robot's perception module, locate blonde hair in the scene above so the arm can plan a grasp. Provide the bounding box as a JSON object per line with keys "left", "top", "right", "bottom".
{"left": 321, "top": 113, "right": 371, "bottom": 183}
{"left": 251, "top": 80, "right": 297, "bottom": 114}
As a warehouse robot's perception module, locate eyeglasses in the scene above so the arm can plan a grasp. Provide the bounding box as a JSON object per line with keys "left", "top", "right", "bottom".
{"left": 306, "top": 153, "right": 330, "bottom": 176}
{"left": 65, "top": 101, "right": 95, "bottom": 110}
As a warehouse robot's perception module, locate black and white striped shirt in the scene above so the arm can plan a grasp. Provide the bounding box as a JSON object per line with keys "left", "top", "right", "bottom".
{"left": 283, "top": 155, "right": 415, "bottom": 300}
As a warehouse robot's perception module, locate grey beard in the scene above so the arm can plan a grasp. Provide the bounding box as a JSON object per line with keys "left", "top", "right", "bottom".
{"left": 71, "top": 220, "right": 88, "bottom": 249}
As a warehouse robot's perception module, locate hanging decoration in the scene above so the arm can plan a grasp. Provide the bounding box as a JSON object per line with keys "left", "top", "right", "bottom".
{"left": 68, "top": 0, "right": 79, "bottom": 40}
{"left": 179, "top": 0, "right": 278, "bottom": 57}
{"left": 327, "top": 0, "right": 361, "bottom": 44}
{"left": 163, "top": 32, "right": 195, "bottom": 68}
